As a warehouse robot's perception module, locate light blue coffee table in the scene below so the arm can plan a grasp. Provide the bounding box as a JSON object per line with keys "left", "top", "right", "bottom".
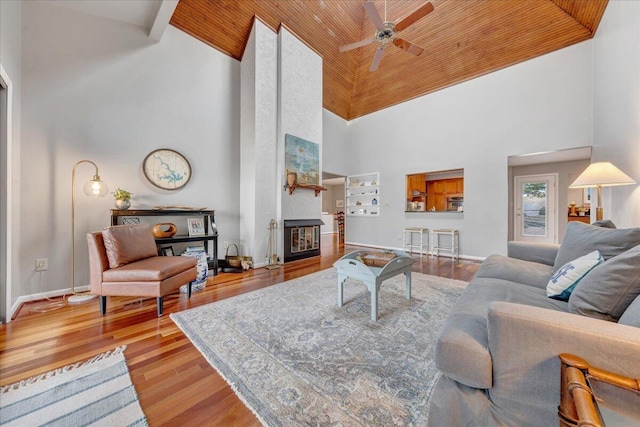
{"left": 333, "top": 250, "right": 415, "bottom": 321}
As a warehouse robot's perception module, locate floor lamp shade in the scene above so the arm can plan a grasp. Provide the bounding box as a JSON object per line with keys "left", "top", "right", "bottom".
{"left": 70, "top": 160, "right": 108, "bottom": 304}
{"left": 569, "top": 162, "right": 637, "bottom": 221}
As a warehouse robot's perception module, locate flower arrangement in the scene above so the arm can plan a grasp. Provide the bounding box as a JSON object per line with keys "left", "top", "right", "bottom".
{"left": 112, "top": 188, "right": 132, "bottom": 201}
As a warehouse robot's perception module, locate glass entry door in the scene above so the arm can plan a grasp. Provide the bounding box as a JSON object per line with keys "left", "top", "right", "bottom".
{"left": 514, "top": 174, "right": 558, "bottom": 243}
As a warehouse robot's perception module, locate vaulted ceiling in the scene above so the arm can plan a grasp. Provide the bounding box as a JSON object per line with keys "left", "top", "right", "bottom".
{"left": 170, "top": 0, "right": 608, "bottom": 120}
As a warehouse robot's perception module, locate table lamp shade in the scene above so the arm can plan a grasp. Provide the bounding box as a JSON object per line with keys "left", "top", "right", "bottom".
{"left": 569, "top": 161, "right": 637, "bottom": 221}
{"left": 569, "top": 162, "right": 636, "bottom": 188}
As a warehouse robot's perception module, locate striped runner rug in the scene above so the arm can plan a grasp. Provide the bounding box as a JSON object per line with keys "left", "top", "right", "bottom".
{"left": 0, "top": 345, "right": 147, "bottom": 426}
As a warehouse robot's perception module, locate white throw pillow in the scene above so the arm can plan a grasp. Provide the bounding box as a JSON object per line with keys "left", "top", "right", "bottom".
{"left": 547, "top": 250, "right": 604, "bottom": 301}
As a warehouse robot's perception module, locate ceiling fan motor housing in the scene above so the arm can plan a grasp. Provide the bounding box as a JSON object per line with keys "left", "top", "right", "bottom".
{"left": 376, "top": 23, "right": 397, "bottom": 42}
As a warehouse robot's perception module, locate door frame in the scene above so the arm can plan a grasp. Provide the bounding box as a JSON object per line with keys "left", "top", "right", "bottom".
{"left": 513, "top": 173, "right": 558, "bottom": 243}
{"left": 0, "top": 64, "right": 14, "bottom": 323}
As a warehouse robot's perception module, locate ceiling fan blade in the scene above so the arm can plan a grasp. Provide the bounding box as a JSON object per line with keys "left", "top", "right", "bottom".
{"left": 339, "top": 38, "right": 376, "bottom": 52}
{"left": 370, "top": 46, "right": 385, "bottom": 72}
{"left": 393, "top": 38, "right": 425, "bottom": 56}
{"left": 394, "top": 2, "right": 434, "bottom": 32}
{"left": 363, "top": 1, "right": 385, "bottom": 31}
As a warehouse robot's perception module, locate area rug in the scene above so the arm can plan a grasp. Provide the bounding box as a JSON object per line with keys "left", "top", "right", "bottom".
{"left": 0, "top": 345, "right": 148, "bottom": 427}
{"left": 171, "top": 269, "right": 467, "bottom": 426}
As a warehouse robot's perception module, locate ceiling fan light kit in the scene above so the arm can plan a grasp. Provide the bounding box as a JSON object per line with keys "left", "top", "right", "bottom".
{"left": 339, "top": 1, "right": 434, "bottom": 72}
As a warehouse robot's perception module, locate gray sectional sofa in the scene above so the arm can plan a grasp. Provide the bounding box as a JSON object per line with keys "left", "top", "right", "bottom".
{"left": 427, "top": 221, "right": 640, "bottom": 427}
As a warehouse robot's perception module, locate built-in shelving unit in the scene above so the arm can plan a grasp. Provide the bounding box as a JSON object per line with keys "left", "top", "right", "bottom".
{"left": 346, "top": 172, "right": 380, "bottom": 217}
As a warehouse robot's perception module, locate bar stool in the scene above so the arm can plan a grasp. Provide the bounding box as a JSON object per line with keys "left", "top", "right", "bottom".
{"left": 404, "top": 227, "right": 429, "bottom": 257}
{"left": 432, "top": 229, "right": 459, "bottom": 261}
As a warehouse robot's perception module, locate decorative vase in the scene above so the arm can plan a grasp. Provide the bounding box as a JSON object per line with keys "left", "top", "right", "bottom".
{"left": 287, "top": 172, "right": 297, "bottom": 187}
{"left": 115, "top": 199, "right": 131, "bottom": 210}
{"left": 152, "top": 223, "right": 177, "bottom": 238}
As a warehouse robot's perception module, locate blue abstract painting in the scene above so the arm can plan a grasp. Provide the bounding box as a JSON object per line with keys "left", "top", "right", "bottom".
{"left": 285, "top": 134, "right": 320, "bottom": 185}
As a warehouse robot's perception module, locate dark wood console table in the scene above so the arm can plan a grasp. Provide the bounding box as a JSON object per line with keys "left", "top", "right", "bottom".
{"left": 111, "top": 209, "right": 218, "bottom": 275}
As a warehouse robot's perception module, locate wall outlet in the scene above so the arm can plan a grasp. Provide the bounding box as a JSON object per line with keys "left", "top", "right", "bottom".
{"left": 397, "top": 234, "right": 403, "bottom": 241}
{"left": 223, "top": 241, "right": 229, "bottom": 249}
{"left": 35, "top": 258, "right": 48, "bottom": 271}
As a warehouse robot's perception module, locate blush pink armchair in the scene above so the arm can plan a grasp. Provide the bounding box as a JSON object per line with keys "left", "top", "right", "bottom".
{"left": 87, "top": 224, "right": 198, "bottom": 317}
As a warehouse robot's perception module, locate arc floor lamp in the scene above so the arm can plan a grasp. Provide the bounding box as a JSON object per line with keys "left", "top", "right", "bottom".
{"left": 69, "top": 160, "right": 108, "bottom": 304}
{"left": 569, "top": 161, "right": 637, "bottom": 221}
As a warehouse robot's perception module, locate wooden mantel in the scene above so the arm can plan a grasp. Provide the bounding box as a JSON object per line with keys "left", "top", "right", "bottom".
{"left": 286, "top": 183, "right": 327, "bottom": 197}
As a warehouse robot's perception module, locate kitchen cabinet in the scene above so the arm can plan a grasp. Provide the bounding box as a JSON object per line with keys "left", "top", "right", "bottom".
{"left": 346, "top": 172, "right": 380, "bottom": 217}
{"left": 426, "top": 178, "right": 464, "bottom": 211}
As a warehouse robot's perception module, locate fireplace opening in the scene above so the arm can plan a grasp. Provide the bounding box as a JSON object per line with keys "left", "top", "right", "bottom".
{"left": 284, "top": 219, "right": 324, "bottom": 262}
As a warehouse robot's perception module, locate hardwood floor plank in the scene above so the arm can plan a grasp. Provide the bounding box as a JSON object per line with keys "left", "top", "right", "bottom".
{"left": 0, "top": 235, "right": 480, "bottom": 424}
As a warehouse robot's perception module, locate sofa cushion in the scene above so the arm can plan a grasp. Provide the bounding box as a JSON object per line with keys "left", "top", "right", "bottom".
{"left": 546, "top": 250, "right": 603, "bottom": 301}
{"left": 553, "top": 222, "right": 640, "bottom": 270}
{"left": 619, "top": 294, "right": 640, "bottom": 327}
{"left": 591, "top": 219, "right": 616, "bottom": 228}
{"left": 474, "top": 254, "right": 554, "bottom": 289}
{"left": 102, "top": 224, "right": 158, "bottom": 269}
{"left": 434, "top": 277, "right": 568, "bottom": 389}
{"left": 568, "top": 244, "right": 640, "bottom": 322}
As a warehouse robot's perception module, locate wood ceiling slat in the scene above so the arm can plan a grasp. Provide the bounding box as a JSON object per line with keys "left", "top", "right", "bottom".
{"left": 170, "top": 0, "right": 608, "bottom": 120}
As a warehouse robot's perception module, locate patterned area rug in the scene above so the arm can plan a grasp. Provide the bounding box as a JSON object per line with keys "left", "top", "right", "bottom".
{"left": 171, "top": 269, "right": 467, "bottom": 426}
{"left": 0, "top": 346, "right": 147, "bottom": 426}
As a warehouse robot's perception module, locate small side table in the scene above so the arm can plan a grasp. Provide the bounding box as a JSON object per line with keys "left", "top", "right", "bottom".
{"left": 404, "top": 227, "right": 429, "bottom": 256}
{"left": 432, "top": 229, "right": 459, "bottom": 261}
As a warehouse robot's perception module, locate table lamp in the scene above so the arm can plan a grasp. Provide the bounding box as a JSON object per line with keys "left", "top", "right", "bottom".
{"left": 569, "top": 161, "right": 637, "bottom": 221}
{"left": 69, "top": 160, "right": 108, "bottom": 304}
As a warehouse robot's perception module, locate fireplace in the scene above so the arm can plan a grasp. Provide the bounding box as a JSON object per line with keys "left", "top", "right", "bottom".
{"left": 283, "top": 219, "right": 324, "bottom": 262}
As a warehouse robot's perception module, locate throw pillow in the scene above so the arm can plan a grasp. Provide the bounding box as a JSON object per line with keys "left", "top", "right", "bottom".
{"left": 102, "top": 224, "right": 158, "bottom": 269}
{"left": 568, "top": 244, "right": 640, "bottom": 322}
{"left": 547, "top": 250, "right": 604, "bottom": 301}
{"left": 553, "top": 222, "right": 640, "bottom": 270}
{"left": 618, "top": 294, "right": 640, "bottom": 327}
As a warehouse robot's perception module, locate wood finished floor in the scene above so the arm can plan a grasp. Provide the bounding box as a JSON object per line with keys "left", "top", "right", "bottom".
{"left": 0, "top": 235, "right": 480, "bottom": 426}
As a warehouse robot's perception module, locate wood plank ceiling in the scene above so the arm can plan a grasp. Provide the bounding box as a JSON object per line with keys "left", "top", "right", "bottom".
{"left": 170, "top": 0, "right": 608, "bottom": 121}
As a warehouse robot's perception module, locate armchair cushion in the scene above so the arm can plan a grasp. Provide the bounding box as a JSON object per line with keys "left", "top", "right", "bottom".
{"left": 568, "top": 244, "right": 640, "bottom": 321}
{"left": 102, "top": 224, "right": 158, "bottom": 268}
{"left": 553, "top": 222, "right": 640, "bottom": 270}
{"left": 103, "top": 255, "right": 197, "bottom": 282}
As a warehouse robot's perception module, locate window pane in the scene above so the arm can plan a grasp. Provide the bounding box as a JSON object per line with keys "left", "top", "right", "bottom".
{"left": 522, "top": 182, "right": 547, "bottom": 237}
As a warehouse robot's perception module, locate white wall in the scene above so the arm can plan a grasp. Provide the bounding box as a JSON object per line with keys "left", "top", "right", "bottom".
{"left": 240, "top": 20, "right": 278, "bottom": 265}
{"left": 322, "top": 109, "right": 349, "bottom": 176}
{"left": 20, "top": 1, "right": 240, "bottom": 297}
{"left": 593, "top": 0, "right": 640, "bottom": 228}
{"left": 345, "top": 41, "right": 594, "bottom": 257}
{"left": 1, "top": 0, "right": 22, "bottom": 317}
{"left": 278, "top": 28, "right": 323, "bottom": 224}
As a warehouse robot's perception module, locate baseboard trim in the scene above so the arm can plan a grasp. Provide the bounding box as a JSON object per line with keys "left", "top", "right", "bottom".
{"left": 10, "top": 286, "right": 89, "bottom": 319}
{"left": 344, "top": 241, "right": 486, "bottom": 262}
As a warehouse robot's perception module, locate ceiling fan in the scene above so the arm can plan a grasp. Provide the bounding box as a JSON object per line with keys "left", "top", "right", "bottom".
{"left": 339, "top": 0, "right": 434, "bottom": 72}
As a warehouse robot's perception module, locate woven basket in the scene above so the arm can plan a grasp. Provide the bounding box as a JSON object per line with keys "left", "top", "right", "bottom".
{"left": 359, "top": 251, "right": 397, "bottom": 267}
{"left": 225, "top": 244, "right": 252, "bottom": 268}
